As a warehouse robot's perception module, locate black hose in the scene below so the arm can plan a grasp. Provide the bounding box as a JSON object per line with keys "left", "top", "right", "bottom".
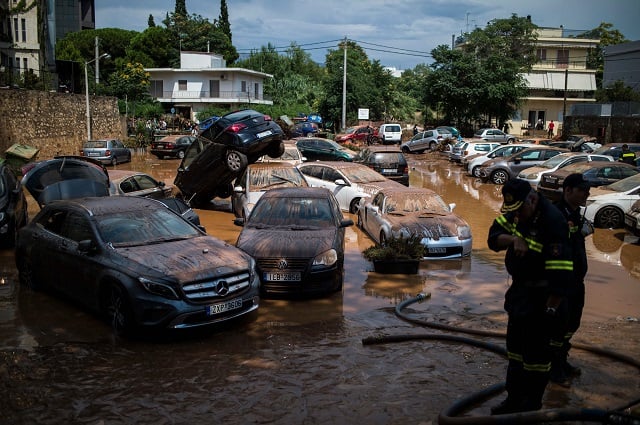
{"left": 361, "top": 292, "right": 640, "bottom": 424}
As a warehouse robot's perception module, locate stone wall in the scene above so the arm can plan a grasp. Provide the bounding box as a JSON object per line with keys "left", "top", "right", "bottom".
{"left": 563, "top": 115, "right": 640, "bottom": 144}
{"left": 0, "top": 89, "right": 125, "bottom": 160}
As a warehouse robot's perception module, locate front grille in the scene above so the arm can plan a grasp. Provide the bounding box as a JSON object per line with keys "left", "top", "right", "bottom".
{"left": 182, "top": 271, "right": 251, "bottom": 302}
{"left": 256, "top": 257, "right": 309, "bottom": 272}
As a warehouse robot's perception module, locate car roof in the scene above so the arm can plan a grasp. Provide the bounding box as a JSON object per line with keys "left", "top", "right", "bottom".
{"left": 50, "top": 194, "right": 170, "bottom": 216}
{"left": 298, "top": 160, "right": 366, "bottom": 169}
{"left": 361, "top": 145, "right": 404, "bottom": 153}
{"left": 247, "top": 161, "right": 298, "bottom": 170}
{"left": 552, "top": 161, "right": 638, "bottom": 174}
{"left": 261, "top": 186, "right": 333, "bottom": 199}
{"left": 158, "top": 134, "right": 193, "bottom": 141}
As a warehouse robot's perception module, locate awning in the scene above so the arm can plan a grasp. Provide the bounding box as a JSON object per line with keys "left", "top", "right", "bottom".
{"left": 525, "top": 72, "right": 596, "bottom": 91}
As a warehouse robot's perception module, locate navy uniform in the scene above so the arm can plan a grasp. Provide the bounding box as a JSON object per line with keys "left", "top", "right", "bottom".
{"left": 619, "top": 144, "right": 637, "bottom": 165}
{"left": 487, "top": 179, "right": 574, "bottom": 414}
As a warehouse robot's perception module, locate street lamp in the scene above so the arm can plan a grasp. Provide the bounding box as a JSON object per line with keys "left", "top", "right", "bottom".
{"left": 85, "top": 53, "right": 110, "bottom": 141}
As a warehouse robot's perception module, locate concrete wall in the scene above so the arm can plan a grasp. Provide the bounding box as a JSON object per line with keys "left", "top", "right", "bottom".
{"left": 0, "top": 89, "right": 124, "bottom": 160}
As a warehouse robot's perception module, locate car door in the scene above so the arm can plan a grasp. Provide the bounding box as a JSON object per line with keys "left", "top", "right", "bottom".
{"left": 509, "top": 149, "right": 545, "bottom": 175}
{"left": 317, "top": 140, "right": 338, "bottom": 161}
{"left": 362, "top": 191, "right": 387, "bottom": 242}
{"left": 128, "top": 175, "right": 167, "bottom": 199}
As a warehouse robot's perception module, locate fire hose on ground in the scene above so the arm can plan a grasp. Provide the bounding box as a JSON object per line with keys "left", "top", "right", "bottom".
{"left": 361, "top": 292, "right": 640, "bottom": 425}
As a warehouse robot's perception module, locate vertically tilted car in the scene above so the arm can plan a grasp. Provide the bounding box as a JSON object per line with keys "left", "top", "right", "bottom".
{"left": 175, "top": 109, "right": 285, "bottom": 206}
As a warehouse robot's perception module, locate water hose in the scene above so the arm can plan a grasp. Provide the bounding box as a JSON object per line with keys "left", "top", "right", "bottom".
{"left": 361, "top": 292, "right": 640, "bottom": 424}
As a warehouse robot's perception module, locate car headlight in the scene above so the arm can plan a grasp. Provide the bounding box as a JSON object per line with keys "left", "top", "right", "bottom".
{"left": 523, "top": 172, "right": 538, "bottom": 179}
{"left": 458, "top": 225, "right": 472, "bottom": 240}
{"left": 312, "top": 249, "right": 338, "bottom": 268}
{"left": 139, "top": 277, "right": 180, "bottom": 300}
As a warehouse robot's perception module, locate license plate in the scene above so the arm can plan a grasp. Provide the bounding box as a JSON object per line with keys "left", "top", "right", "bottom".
{"left": 428, "top": 247, "right": 447, "bottom": 254}
{"left": 257, "top": 130, "right": 273, "bottom": 138}
{"left": 206, "top": 298, "right": 242, "bottom": 315}
{"left": 382, "top": 168, "right": 396, "bottom": 173}
{"left": 264, "top": 271, "right": 301, "bottom": 281}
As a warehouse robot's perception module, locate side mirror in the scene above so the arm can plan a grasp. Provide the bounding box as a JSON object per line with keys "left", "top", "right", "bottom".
{"left": 449, "top": 203, "right": 456, "bottom": 212}
{"left": 233, "top": 186, "right": 243, "bottom": 193}
{"left": 334, "top": 179, "right": 348, "bottom": 186}
{"left": 78, "top": 239, "right": 96, "bottom": 254}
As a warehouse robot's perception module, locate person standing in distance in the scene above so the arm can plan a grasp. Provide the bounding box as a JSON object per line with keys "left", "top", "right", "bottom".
{"left": 547, "top": 120, "right": 555, "bottom": 138}
{"left": 487, "top": 179, "right": 574, "bottom": 415}
{"left": 549, "top": 173, "right": 593, "bottom": 385}
{"left": 619, "top": 144, "right": 637, "bottom": 165}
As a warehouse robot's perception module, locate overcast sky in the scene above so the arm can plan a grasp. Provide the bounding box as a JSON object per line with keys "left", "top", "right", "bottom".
{"left": 95, "top": 0, "right": 640, "bottom": 70}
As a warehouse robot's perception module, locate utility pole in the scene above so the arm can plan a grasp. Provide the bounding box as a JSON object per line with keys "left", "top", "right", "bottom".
{"left": 95, "top": 36, "right": 100, "bottom": 85}
{"left": 342, "top": 37, "right": 347, "bottom": 132}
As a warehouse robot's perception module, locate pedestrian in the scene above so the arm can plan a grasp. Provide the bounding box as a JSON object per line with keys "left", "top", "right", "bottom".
{"left": 550, "top": 173, "right": 593, "bottom": 386}
{"left": 413, "top": 124, "right": 418, "bottom": 135}
{"left": 536, "top": 118, "right": 543, "bottom": 130}
{"left": 487, "top": 179, "right": 574, "bottom": 415}
{"left": 619, "top": 144, "right": 637, "bottom": 165}
{"left": 547, "top": 120, "right": 555, "bottom": 138}
{"left": 191, "top": 123, "right": 199, "bottom": 136}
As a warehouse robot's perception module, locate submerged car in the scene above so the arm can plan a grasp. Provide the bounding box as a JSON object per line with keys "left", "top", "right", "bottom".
{"left": 0, "top": 162, "right": 28, "bottom": 247}
{"left": 466, "top": 143, "right": 537, "bottom": 177}
{"left": 353, "top": 145, "right": 409, "bottom": 186}
{"left": 298, "top": 161, "right": 406, "bottom": 213}
{"left": 15, "top": 196, "right": 260, "bottom": 336}
{"left": 401, "top": 129, "right": 453, "bottom": 153}
{"left": 234, "top": 187, "right": 354, "bottom": 296}
{"left": 231, "top": 161, "right": 309, "bottom": 219}
{"left": 477, "top": 146, "right": 567, "bottom": 185}
{"left": 357, "top": 186, "right": 472, "bottom": 259}
{"left": 149, "top": 135, "right": 196, "bottom": 159}
{"left": 516, "top": 152, "right": 614, "bottom": 190}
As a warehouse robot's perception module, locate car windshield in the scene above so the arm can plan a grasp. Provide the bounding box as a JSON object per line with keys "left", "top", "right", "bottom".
{"left": 97, "top": 208, "right": 199, "bottom": 246}
{"left": 384, "top": 192, "right": 450, "bottom": 214}
{"left": 603, "top": 173, "right": 640, "bottom": 192}
{"left": 249, "top": 197, "right": 335, "bottom": 228}
{"left": 282, "top": 148, "right": 300, "bottom": 160}
{"left": 344, "top": 127, "right": 358, "bottom": 134}
{"left": 343, "top": 166, "right": 387, "bottom": 183}
{"left": 539, "top": 154, "right": 573, "bottom": 169}
{"left": 249, "top": 168, "right": 306, "bottom": 190}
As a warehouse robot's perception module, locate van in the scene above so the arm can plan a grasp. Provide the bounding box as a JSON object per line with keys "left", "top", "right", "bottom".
{"left": 378, "top": 124, "right": 402, "bottom": 145}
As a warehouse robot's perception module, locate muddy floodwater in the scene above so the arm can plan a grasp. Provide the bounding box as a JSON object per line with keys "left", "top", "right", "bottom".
{"left": 1, "top": 150, "right": 639, "bottom": 424}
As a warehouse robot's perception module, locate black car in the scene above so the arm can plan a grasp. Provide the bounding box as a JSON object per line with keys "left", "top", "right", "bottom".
{"left": 234, "top": 187, "right": 353, "bottom": 297}
{"left": 593, "top": 143, "right": 640, "bottom": 165}
{"left": 15, "top": 196, "right": 260, "bottom": 336}
{"left": 353, "top": 145, "right": 409, "bottom": 186}
{"left": 175, "top": 110, "right": 285, "bottom": 206}
{"left": 0, "top": 163, "right": 28, "bottom": 247}
{"left": 149, "top": 135, "right": 196, "bottom": 159}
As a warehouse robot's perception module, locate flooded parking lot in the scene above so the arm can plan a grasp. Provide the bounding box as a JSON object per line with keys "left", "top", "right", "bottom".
{"left": 1, "top": 150, "right": 639, "bottom": 424}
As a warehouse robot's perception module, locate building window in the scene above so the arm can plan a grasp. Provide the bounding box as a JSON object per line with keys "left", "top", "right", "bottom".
{"left": 209, "top": 80, "right": 220, "bottom": 98}
{"left": 536, "top": 49, "right": 546, "bottom": 61}
{"left": 23, "top": 58, "right": 27, "bottom": 72}
{"left": 150, "top": 80, "right": 163, "bottom": 97}
{"left": 13, "top": 18, "right": 18, "bottom": 42}
{"left": 556, "top": 49, "right": 569, "bottom": 69}
{"left": 21, "top": 18, "right": 26, "bottom": 42}
{"left": 254, "top": 83, "right": 259, "bottom": 99}
{"left": 178, "top": 80, "right": 187, "bottom": 90}
{"left": 241, "top": 80, "right": 247, "bottom": 92}
{"left": 15, "top": 57, "right": 19, "bottom": 71}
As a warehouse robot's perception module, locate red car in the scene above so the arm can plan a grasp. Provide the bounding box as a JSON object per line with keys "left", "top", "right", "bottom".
{"left": 334, "top": 125, "right": 377, "bottom": 144}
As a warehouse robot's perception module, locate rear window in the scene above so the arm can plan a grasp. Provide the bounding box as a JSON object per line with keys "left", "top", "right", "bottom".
{"left": 385, "top": 125, "right": 401, "bottom": 132}
{"left": 85, "top": 141, "right": 107, "bottom": 148}
{"left": 374, "top": 153, "right": 406, "bottom": 163}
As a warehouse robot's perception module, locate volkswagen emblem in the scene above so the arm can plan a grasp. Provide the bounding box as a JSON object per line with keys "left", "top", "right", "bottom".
{"left": 277, "top": 259, "right": 288, "bottom": 270}
{"left": 215, "top": 280, "right": 229, "bottom": 296}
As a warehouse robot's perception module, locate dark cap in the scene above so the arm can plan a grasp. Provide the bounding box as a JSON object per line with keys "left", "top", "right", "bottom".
{"left": 501, "top": 179, "right": 532, "bottom": 213}
{"left": 563, "top": 173, "right": 590, "bottom": 190}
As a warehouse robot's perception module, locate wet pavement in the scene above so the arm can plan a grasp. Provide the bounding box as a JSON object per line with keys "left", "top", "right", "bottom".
{"left": 1, "top": 150, "right": 639, "bottom": 424}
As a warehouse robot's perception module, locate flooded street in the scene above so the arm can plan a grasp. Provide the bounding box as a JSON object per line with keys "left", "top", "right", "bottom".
{"left": 1, "top": 150, "right": 639, "bottom": 424}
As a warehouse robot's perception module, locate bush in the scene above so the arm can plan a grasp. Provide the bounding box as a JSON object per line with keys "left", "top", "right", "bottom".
{"left": 362, "top": 234, "right": 425, "bottom": 261}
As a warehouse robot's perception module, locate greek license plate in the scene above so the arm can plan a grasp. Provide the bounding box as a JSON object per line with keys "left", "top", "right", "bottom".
{"left": 206, "top": 298, "right": 242, "bottom": 315}
{"left": 264, "top": 272, "right": 301, "bottom": 281}
{"left": 428, "top": 247, "right": 446, "bottom": 254}
{"left": 382, "top": 168, "right": 396, "bottom": 173}
{"left": 257, "top": 130, "right": 273, "bottom": 138}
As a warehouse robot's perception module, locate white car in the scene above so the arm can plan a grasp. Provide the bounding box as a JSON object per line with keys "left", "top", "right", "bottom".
{"left": 257, "top": 142, "right": 305, "bottom": 165}
{"left": 517, "top": 152, "right": 614, "bottom": 190}
{"left": 583, "top": 173, "right": 640, "bottom": 229}
{"left": 450, "top": 140, "right": 502, "bottom": 164}
{"left": 297, "top": 161, "right": 405, "bottom": 213}
{"left": 467, "top": 143, "right": 537, "bottom": 177}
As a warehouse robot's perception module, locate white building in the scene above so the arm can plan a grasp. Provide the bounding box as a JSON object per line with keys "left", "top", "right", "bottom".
{"left": 145, "top": 51, "right": 274, "bottom": 122}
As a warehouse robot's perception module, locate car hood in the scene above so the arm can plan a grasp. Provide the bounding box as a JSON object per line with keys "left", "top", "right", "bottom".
{"left": 236, "top": 227, "right": 337, "bottom": 257}
{"left": 21, "top": 156, "right": 110, "bottom": 207}
{"left": 114, "top": 237, "right": 251, "bottom": 282}
{"left": 355, "top": 180, "right": 404, "bottom": 196}
{"left": 386, "top": 212, "right": 468, "bottom": 238}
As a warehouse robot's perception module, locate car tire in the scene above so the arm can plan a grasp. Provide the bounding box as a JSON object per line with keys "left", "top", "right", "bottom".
{"left": 357, "top": 211, "right": 363, "bottom": 228}
{"left": 472, "top": 166, "right": 481, "bottom": 178}
{"left": 402, "top": 146, "right": 411, "bottom": 154}
{"left": 429, "top": 141, "right": 437, "bottom": 151}
{"left": 111, "top": 156, "right": 118, "bottom": 166}
{"left": 267, "top": 141, "right": 285, "bottom": 158}
{"left": 178, "top": 150, "right": 185, "bottom": 159}
{"left": 102, "top": 283, "right": 135, "bottom": 337}
{"left": 491, "top": 170, "right": 509, "bottom": 185}
{"left": 349, "top": 198, "right": 361, "bottom": 214}
{"left": 225, "top": 150, "right": 248, "bottom": 172}
{"left": 594, "top": 206, "right": 624, "bottom": 229}
{"left": 507, "top": 138, "right": 515, "bottom": 144}
{"left": 380, "top": 232, "right": 387, "bottom": 247}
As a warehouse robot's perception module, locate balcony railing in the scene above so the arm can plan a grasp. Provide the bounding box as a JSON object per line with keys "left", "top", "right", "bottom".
{"left": 151, "top": 90, "right": 272, "bottom": 102}
{"left": 532, "top": 60, "right": 589, "bottom": 70}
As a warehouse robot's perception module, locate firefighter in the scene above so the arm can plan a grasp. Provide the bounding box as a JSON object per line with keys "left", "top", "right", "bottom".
{"left": 487, "top": 179, "right": 574, "bottom": 414}
{"left": 550, "top": 173, "right": 593, "bottom": 385}
{"left": 619, "top": 144, "right": 637, "bottom": 165}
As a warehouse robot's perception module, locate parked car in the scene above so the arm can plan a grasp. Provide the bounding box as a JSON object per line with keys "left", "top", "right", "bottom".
{"left": 450, "top": 140, "right": 502, "bottom": 164}
{"left": 155, "top": 196, "right": 201, "bottom": 227}
{"left": 516, "top": 152, "right": 615, "bottom": 190}
{"left": 477, "top": 146, "right": 567, "bottom": 185}
{"left": 298, "top": 161, "right": 405, "bottom": 213}
{"left": 378, "top": 123, "right": 403, "bottom": 145}
{"left": 231, "top": 161, "right": 309, "bottom": 219}
{"left": 198, "top": 109, "right": 285, "bottom": 166}
{"left": 353, "top": 145, "right": 409, "bottom": 186}
{"left": 290, "top": 121, "right": 319, "bottom": 137}
{"left": 15, "top": 194, "right": 261, "bottom": 337}
{"left": 549, "top": 141, "right": 594, "bottom": 153}
{"left": 175, "top": 110, "right": 285, "bottom": 207}
{"left": 234, "top": 187, "right": 353, "bottom": 296}
{"left": 0, "top": 162, "right": 28, "bottom": 247}
{"left": 401, "top": 129, "right": 453, "bottom": 153}
{"left": 80, "top": 139, "right": 131, "bottom": 166}
{"left": 624, "top": 199, "right": 640, "bottom": 237}
{"left": 257, "top": 142, "right": 306, "bottom": 165}
{"left": 356, "top": 186, "right": 472, "bottom": 259}
{"left": 436, "top": 126, "right": 461, "bottom": 139}
{"left": 296, "top": 138, "right": 356, "bottom": 162}
{"left": 593, "top": 143, "right": 640, "bottom": 165}
{"left": 466, "top": 143, "right": 537, "bottom": 177}
{"left": 472, "top": 128, "right": 516, "bottom": 144}
{"left": 517, "top": 138, "right": 554, "bottom": 145}
{"left": 583, "top": 173, "right": 640, "bottom": 229}
{"left": 109, "top": 170, "right": 173, "bottom": 199}
{"left": 334, "top": 125, "right": 375, "bottom": 144}
{"left": 149, "top": 135, "right": 196, "bottom": 159}
{"left": 537, "top": 162, "right": 639, "bottom": 203}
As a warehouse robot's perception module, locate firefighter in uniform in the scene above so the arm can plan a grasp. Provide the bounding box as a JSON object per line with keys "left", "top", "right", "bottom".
{"left": 550, "top": 173, "right": 593, "bottom": 385}
{"left": 619, "top": 144, "right": 637, "bottom": 165}
{"left": 487, "top": 179, "right": 574, "bottom": 414}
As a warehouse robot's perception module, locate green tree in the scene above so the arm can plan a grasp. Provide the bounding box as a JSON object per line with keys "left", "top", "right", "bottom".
{"left": 595, "top": 80, "right": 640, "bottom": 102}
{"left": 148, "top": 14, "right": 156, "bottom": 28}
{"left": 219, "top": 0, "right": 232, "bottom": 44}
{"left": 108, "top": 62, "right": 150, "bottom": 101}
{"left": 126, "top": 26, "right": 176, "bottom": 68}
{"left": 175, "top": 0, "right": 187, "bottom": 18}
